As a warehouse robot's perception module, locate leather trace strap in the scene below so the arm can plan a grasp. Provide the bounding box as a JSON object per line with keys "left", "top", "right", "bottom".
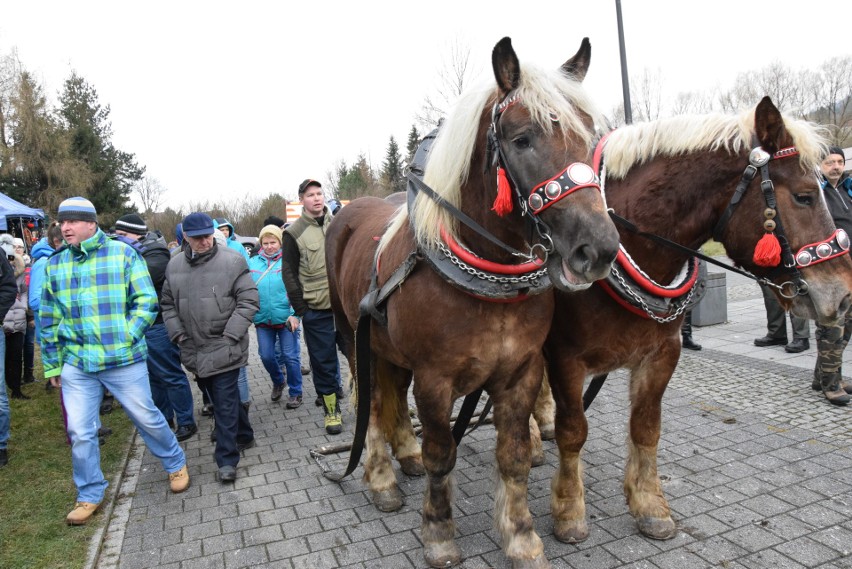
{"left": 321, "top": 253, "right": 419, "bottom": 481}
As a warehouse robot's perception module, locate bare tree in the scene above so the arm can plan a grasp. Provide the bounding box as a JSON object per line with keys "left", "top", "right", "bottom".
{"left": 415, "top": 38, "right": 481, "bottom": 130}
{"left": 632, "top": 67, "right": 664, "bottom": 122}
{"left": 670, "top": 90, "right": 714, "bottom": 116}
{"left": 811, "top": 56, "right": 852, "bottom": 145}
{"left": 134, "top": 175, "right": 167, "bottom": 214}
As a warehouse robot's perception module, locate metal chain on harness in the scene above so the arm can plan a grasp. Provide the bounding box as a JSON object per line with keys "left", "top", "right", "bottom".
{"left": 610, "top": 264, "right": 696, "bottom": 323}
{"left": 438, "top": 241, "right": 549, "bottom": 284}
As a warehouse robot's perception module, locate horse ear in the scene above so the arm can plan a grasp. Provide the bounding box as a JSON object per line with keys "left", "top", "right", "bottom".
{"left": 561, "top": 37, "right": 591, "bottom": 82}
{"left": 492, "top": 37, "right": 521, "bottom": 95}
{"left": 754, "top": 96, "right": 788, "bottom": 153}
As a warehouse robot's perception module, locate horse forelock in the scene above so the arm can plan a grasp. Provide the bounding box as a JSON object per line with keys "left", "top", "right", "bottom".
{"left": 385, "top": 61, "right": 604, "bottom": 252}
{"left": 603, "top": 110, "right": 829, "bottom": 180}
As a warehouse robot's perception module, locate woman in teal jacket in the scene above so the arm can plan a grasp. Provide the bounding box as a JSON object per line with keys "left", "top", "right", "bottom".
{"left": 249, "top": 225, "right": 304, "bottom": 408}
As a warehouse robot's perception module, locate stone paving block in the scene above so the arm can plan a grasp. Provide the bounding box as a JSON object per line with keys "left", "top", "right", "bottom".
{"left": 691, "top": 534, "right": 749, "bottom": 565}
{"left": 290, "top": 547, "right": 342, "bottom": 569}
{"left": 281, "top": 515, "right": 322, "bottom": 539}
{"left": 266, "top": 536, "right": 310, "bottom": 561}
{"left": 372, "top": 530, "right": 421, "bottom": 556}
{"left": 200, "top": 530, "right": 243, "bottom": 556}
{"left": 159, "top": 540, "right": 203, "bottom": 565}
{"left": 222, "top": 544, "right": 269, "bottom": 569}
{"left": 116, "top": 549, "right": 160, "bottom": 569}
{"left": 181, "top": 519, "right": 222, "bottom": 542}
{"left": 600, "top": 534, "right": 663, "bottom": 564}
{"left": 775, "top": 535, "right": 845, "bottom": 567}
{"left": 177, "top": 553, "right": 225, "bottom": 569}
{"left": 220, "top": 512, "right": 261, "bottom": 534}
{"left": 199, "top": 502, "right": 239, "bottom": 523}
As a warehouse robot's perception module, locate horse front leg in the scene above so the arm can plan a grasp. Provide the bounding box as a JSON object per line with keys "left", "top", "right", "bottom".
{"left": 363, "top": 356, "right": 404, "bottom": 512}
{"left": 380, "top": 360, "right": 424, "bottom": 477}
{"left": 548, "top": 357, "right": 589, "bottom": 543}
{"left": 624, "top": 345, "right": 679, "bottom": 540}
{"left": 492, "top": 365, "right": 551, "bottom": 569}
{"left": 415, "top": 381, "right": 461, "bottom": 568}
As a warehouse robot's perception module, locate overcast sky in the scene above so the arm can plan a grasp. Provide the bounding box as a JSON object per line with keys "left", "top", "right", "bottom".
{"left": 1, "top": 1, "right": 847, "bottom": 212}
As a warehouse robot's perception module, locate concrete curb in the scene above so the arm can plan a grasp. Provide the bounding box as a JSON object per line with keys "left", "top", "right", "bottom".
{"left": 85, "top": 428, "right": 142, "bottom": 569}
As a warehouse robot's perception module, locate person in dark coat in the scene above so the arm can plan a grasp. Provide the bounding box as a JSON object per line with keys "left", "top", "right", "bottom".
{"left": 0, "top": 249, "right": 21, "bottom": 467}
{"left": 114, "top": 213, "right": 197, "bottom": 441}
{"left": 814, "top": 147, "right": 852, "bottom": 405}
{"left": 161, "top": 212, "right": 259, "bottom": 483}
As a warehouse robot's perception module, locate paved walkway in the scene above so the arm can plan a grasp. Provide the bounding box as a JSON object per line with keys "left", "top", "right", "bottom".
{"left": 93, "top": 268, "right": 852, "bottom": 569}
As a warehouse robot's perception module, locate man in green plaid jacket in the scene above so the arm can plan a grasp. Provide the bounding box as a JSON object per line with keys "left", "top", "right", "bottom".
{"left": 40, "top": 197, "right": 190, "bottom": 526}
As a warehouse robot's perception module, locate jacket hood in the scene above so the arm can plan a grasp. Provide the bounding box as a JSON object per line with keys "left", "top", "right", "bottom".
{"left": 30, "top": 238, "right": 55, "bottom": 261}
{"left": 214, "top": 218, "right": 237, "bottom": 241}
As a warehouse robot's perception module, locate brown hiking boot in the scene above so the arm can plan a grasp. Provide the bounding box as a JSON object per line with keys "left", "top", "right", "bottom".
{"left": 823, "top": 384, "right": 851, "bottom": 406}
{"left": 841, "top": 378, "right": 852, "bottom": 395}
{"left": 169, "top": 465, "right": 190, "bottom": 493}
{"left": 66, "top": 502, "right": 100, "bottom": 525}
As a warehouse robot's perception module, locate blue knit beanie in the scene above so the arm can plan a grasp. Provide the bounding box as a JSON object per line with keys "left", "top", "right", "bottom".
{"left": 57, "top": 196, "right": 98, "bottom": 223}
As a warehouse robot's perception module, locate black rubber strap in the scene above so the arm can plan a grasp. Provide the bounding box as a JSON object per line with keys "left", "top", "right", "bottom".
{"left": 583, "top": 373, "right": 609, "bottom": 411}
{"left": 408, "top": 174, "right": 528, "bottom": 258}
{"left": 452, "top": 389, "right": 484, "bottom": 445}
{"left": 323, "top": 312, "right": 373, "bottom": 481}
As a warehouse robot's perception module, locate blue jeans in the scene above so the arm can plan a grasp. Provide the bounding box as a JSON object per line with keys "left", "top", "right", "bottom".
{"left": 256, "top": 326, "right": 303, "bottom": 397}
{"left": 302, "top": 309, "right": 341, "bottom": 396}
{"left": 145, "top": 323, "right": 195, "bottom": 427}
{"left": 238, "top": 367, "right": 250, "bottom": 404}
{"left": 62, "top": 361, "right": 186, "bottom": 504}
{"left": 196, "top": 369, "right": 253, "bottom": 467}
{"left": 0, "top": 333, "right": 9, "bottom": 450}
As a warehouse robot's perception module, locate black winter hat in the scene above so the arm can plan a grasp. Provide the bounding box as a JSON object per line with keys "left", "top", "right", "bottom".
{"left": 114, "top": 213, "right": 148, "bottom": 235}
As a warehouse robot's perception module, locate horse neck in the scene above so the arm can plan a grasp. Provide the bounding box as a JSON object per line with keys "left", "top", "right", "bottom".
{"left": 607, "top": 149, "right": 746, "bottom": 282}
{"left": 458, "top": 172, "right": 530, "bottom": 262}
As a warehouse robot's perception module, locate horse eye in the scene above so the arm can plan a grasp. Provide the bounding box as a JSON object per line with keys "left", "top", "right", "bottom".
{"left": 512, "top": 136, "right": 530, "bottom": 149}
{"left": 793, "top": 193, "right": 813, "bottom": 206}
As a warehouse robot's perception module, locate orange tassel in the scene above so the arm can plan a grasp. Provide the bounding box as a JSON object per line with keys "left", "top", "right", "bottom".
{"left": 492, "top": 167, "right": 513, "bottom": 216}
{"left": 753, "top": 232, "right": 781, "bottom": 267}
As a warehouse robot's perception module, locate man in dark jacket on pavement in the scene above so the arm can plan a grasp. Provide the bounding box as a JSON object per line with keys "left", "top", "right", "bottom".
{"left": 161, "top": 212, "right": 259, "bottom": 482}
{"left": 815, "top": 147, "right": 852, "bottom": 405}
{"left": 114, "top": 213, "right": 197, "bottom": 441}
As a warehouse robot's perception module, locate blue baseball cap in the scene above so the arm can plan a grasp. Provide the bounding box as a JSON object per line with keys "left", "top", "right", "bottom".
{"left": 182, "top": 212, "right": 215, "bottom": 237}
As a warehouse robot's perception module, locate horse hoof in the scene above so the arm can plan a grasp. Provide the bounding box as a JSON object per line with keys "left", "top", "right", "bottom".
{"left": 398, "top": 456, "right": 425, "bottom": 476}
{"left": 531, "top": 450, "right": 545, "bottom": 467}
{"left": 424, "top": 541, "right": 461, "bottom": 568}
{"left": 371, "top": 488, "right": 403, "bottom": 512}
{"left": 637, "top": 516, "right": 677, "bottom": 540}
{"left": 553, "top": 520, "right": 589, "bottom": 543}
{"left": 512, "top": 553, "right": 552, "bottom": 569}
{"left": 538, "top": 423, "right": 555, "bottom": 441}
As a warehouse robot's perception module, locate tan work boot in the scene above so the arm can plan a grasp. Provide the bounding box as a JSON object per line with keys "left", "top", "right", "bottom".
{"left": 169, "top": 465, "right": 190, "bottom": 493}
{"left": 66, "top": 502, "right": 100, "bottom": 525}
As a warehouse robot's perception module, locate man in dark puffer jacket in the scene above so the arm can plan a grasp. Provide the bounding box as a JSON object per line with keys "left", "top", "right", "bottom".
{"left": 161, "top": 212, "right": 259, "bottom": 483}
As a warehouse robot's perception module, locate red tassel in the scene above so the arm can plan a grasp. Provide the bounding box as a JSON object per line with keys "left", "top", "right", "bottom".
{"left": 492, "top": 167, "right": 513, "bottom": 216}
{"left": 753, "top": 232, "right": 782, "bottom": 267}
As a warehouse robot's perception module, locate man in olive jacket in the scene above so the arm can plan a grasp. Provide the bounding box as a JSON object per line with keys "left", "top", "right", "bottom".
{"left": 161, "top": 212, "right": 259, "bottom": 483}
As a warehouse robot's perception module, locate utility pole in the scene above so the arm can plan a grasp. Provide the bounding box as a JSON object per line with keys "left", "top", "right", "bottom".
{"left": 615, "top": 0, "right": 632, "bottom": 124}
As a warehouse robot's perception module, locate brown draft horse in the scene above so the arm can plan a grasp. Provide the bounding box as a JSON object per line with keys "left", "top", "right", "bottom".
{"left": 326, "top": 38, "right": 619, "bottom": 568}
{"left": 544, "top": 97, "right": 852, "bottom": 544}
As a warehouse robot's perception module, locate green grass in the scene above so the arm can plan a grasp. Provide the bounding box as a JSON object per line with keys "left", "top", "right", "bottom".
{"left": 0, "top": 360, "right": 133, "bottom": 569}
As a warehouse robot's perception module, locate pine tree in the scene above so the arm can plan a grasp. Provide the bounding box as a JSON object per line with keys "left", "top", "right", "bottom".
{"left": 380, "top": 136, "right": 404, "bottom": 194}
{"left": 58, "top": 72, "right": 144, "bottom": 225}
{"left": 405, "top": 124, "right": 420, "bottom": 166}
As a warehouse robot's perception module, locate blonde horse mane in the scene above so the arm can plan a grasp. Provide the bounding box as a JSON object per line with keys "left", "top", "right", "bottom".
{"left": 379, "top": 61, "right": 604, "bottom": 254}
{"left": 603, "top": 109, "right": 828, "bottom": 180}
